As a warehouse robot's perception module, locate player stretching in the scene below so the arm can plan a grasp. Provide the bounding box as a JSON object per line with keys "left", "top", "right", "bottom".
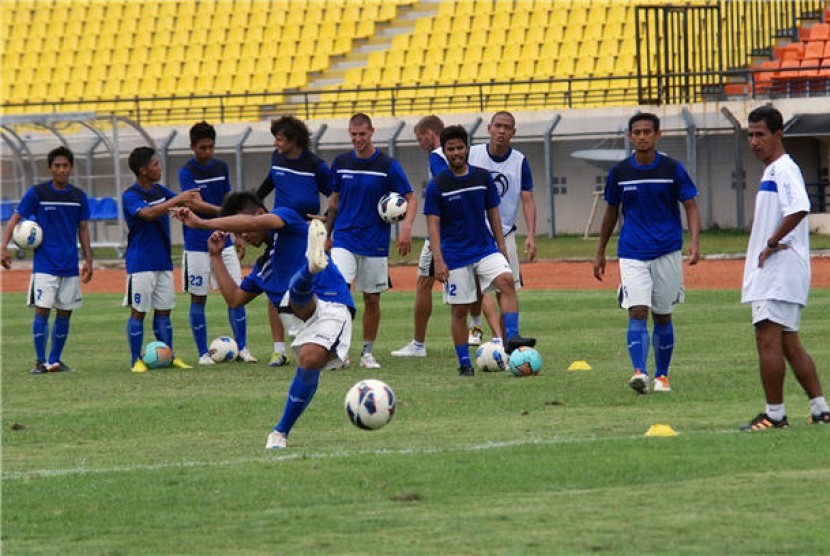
{"left": 739, "top": 105, "right": 829, "bottom": 430}
{"left": 124, "top": 146, "right": 199, "bottom": 372}
{"left": 593, "top": 113, "right": 700, "bottom": 394}
{"left": 391, "top": 115, "right": 448, "bottom": 358}
{"left": 328, "top": 113, "right": 417, "bottom": 369}
{"left": 256, "top": 115, "right": 332, "bottom": 368}
{"left": 424, "top": 125, "right": 535, "bottom": 377}
{"left": 1, "top": 146, "right": 93, "bottom": 373}
{"left": 173, "top": 192, "right": 354, "bottom": 449}
{"left": 179, "top": 121, "right": 255, "bottom": 366}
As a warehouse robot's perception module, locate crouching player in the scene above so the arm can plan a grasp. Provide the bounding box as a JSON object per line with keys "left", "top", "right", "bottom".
{"left": 173, "top": 192, "right": 353, "bottom": 449}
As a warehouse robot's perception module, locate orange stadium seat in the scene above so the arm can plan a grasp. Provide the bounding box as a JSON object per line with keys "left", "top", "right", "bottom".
{"left": 806, "top": 22, "right": 830, "bottom": 42}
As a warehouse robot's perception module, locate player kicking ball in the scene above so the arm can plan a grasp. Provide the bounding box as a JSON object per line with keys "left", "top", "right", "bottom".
{"left": 173, "top": 192, "right": 354, "bottom": 449}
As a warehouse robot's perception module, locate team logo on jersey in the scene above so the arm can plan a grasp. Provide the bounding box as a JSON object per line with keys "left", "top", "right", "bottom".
{"left": 491, "top": 172, "right": 509, "bottom": 198}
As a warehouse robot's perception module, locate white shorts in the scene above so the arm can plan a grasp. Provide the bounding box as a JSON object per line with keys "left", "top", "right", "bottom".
{"left": 281, "top": 298, "right": 353, "bottom": 370}
{"left": 618, "top": 251, "right": 684, "bottom": 314}
{"left": 444, "top": 252, "right": 512, "bottom": 305}
{"left": 124, "top": 271, "right": 176, "bottom": 312}
{"left": 182, "top": 247, "right": 242, "bottom": 296}
{"left": 331, "top": 247, "right": 389, "bottom": 293}
{"left": 504, "top": 230, "right": 522, "bottom": 290}
{"left": 27, "top": 273, "right": 82, "bottom": 310}
{"left": 752, "top": 300, "right": 802, "bottom": 331}
{"left": 417, "top": 239, "right": 434, "bottom": 278}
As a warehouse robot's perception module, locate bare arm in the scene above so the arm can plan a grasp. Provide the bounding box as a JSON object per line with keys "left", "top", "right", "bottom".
{"left": 593, "top": 204, "right": 619, "bottom": 281}
{"left": 426, "top": 214, "right": 448, "bottom": 283}
{"left": 173, "top": 208, "right": 284, "bottom": 234}
{"left": 396, "top": 192, "right": 417, "bottom": 256}
{"left": 520, "top": 190, "right": 538, "bottom": 262}
{"left": 207, "top": 232, "right": 258, "bottom": 308}
{"left": 78, "top": 220, "right": 94, "bottom": 283}
{"left": 683, "top": 198, "right": 701, "bottom": 265}
{"left": 138, "top": 190, "right": 201, "bottom": 221}
{"left": 758, "top": 210, "right": 808, "bottom": 268}
{"left": 487, "top": 207, "right": 508, "bottom": 257}
{"left": 1, "top": 212, "right": 23, "bottom": 269}
{"left": 325, "top": 192, "right": 339, "bottom": 251}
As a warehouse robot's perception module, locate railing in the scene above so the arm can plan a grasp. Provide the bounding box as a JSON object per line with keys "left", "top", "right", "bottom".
{"left": 808, "top": 182, "right": 829, "bottom": 213}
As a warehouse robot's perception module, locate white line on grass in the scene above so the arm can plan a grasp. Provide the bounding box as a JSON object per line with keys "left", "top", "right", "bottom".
{"left": 3, "top": 430, "right": 732, "bottom": 481}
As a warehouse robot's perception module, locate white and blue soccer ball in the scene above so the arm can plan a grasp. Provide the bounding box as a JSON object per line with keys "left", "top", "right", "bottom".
{"left": 475, "top": 341, "right": 508, "bottom": 372}
{"left": 377, "top": 192, "right": 408, "bottom": 223}
{"left": 508, "top": 346, "right": 543, "bottom": 377}
{"left": 12, "top": 220, "right": 43, "bottom": 249}
{"left": 209, "top": 336, "right": 238, "bottom": 362}
{"left": 142, "top": 341, "right": 172, "bottom": 369}
{"left": 344, "top": 379, "right": 396, "bottom": 430}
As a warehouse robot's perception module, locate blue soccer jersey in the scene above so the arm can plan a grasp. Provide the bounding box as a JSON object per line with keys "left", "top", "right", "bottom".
{"left": 122, "top": 183, "right": 177, "bottom": 273}
{"left": 257, "top": 150, "right": 331, "bottom": 217}
{"left": 330, "top": 150, "right": 412, "bottom": 257}
{"left": 15, "top": 181, "right": 90, "bottom": 276}
{"left": 605, "top": 152, "right": 698, "bottom": 260}
{"left": 423, "top": 166, "right": 500, "bottom": 270}
{"left": 179, "top": 158, "right": 232, "bottom": 252}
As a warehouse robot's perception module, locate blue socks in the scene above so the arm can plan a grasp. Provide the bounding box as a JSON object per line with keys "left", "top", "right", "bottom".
{"left": 627, "top": 318, "right": 649, "bottom": 374}
{"left": 228, "top": 306, "right": 247, "bottom": 350}
{"left": 127, "top": 316, "right": 144, "bottom": 364}
{"left": 33, "top": 312, "right": 48, "bottom": 362}
{"left": 153, "top": 314, "right": 173, "bottom": 351}
{"left": 190, "top": 303, "right": 208, "bottom": 356}
{"left": 503, "top": 312, "right": 519, "bottom": 340}
{"left": 653, "top": 321, "right": 674, "bottom": 378}
{"left": 289, "top": 266, "right": 315, "bottom": 306}
{"left": 455, "top": 344, "right": 472, "bottom": 368}
{"left": 48, "top": 314, "right": 70, "bottom": 364}
{"left": 275, "top": 367, "right": 320, "bottom": 435}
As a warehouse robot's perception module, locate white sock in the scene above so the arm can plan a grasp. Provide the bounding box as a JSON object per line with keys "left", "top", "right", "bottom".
{"left": 809, "top": 396, "right": 829, "bottom": 415}
{"left": 412, "top": 340, "right": 425, "bottom": 349}
{"left": 470, "top": 315, "right": 482, "bottom": 327}
{"left": 491, "top": 337, "right": 503, "bottom": 345}
{"left": 765, "top": 403, "right": 786, "bottom": 421}
{"left": 273, "top": 342, "right": 286, "bottom": 354}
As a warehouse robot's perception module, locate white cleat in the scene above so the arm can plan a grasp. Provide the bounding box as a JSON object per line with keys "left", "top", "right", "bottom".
{"left": 198, "top": 353, "right": 216, "bottom": 365}
{"left": 359, "top": 353, "right": 381, "bottom": 369}
{"left": 628, "top": 371, "right": 649, "bottom": 394}
{"left": 236, "top": 346, "right": 258, "bottom": 363}
{"left": 265, "top": 430, "right": 287, "bottom": 450}
{"left": 306, "top": 219, "right": 329, "bottom": 274}
{"left": 653, "top": 376, "right": 671, "bottom": 392}
{"left": 391, "top": 341, "right": 427, "bottom": 358}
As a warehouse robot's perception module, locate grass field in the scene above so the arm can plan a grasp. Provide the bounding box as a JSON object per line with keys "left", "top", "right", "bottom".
{"left": 2, "top": 288, "right": 830, "bottom": 554}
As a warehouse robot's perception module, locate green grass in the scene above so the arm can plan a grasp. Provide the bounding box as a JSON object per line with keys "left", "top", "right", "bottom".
{"left": 3, "top": 289, "right": 830, "bottom": 554}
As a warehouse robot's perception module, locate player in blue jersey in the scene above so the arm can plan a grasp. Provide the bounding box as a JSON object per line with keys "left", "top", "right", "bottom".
{"left": 1, "top": 146, "right": 93, "bottom": 373}
{"left": 180, "top": 121, "right": 255, "bottom": 366}
{"left": 424, "top": 125, "right": 536, "bottom": 377}
{"left": 327, "top": 113, "right": 417, "bottom": 369}
{"left": 256, "top": 116, "right": 332, "bottom": 367}
{"left": 172, "top": 191, "right": 354, "bottom": 449}
{"left": 123, "top": 146, "right": 200, "bottom": 373}
{"left": 593, "top": 113, "right": 701, "bottom": 394}
{"left": 468, "top": 111, "right": 538, "bottom": 347}
{"left": 391, "top": 115, "right": 448, "bottom": 358}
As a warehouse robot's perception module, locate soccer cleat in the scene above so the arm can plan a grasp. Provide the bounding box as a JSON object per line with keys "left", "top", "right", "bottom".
{"left": 268, "top": 352, "right": 291, "bottom": 367}
{"left": 46, "top": 361, "right": 74, "bottom": 373}
{"left": 29, "top": 360, "right": 49, "bottom": 374}
{"left": 306, "top": 218, "right": 329, "bottom": 274}
{"left": 236, "top": 346, "right": 258, "bottom": 363}
{"left": 739, "top": 412, "right": 789, "bottom": 431}
{"left": 391, "top": 341, "right": 427, "bottom": 358}
{"left": 265, "top": 430, "right": 287, "bottom": 450}
{"left": 653, "top": 375, "right": 671, "bottom": 392}
{"left": 807, "top": 412, "right": 830, "bottom": 425}
{"left": 628, "top": 371, "right": 649, "bottom": 394}
{"left": 467, "top": 325, "right": 483, "bottom": 346}
{"left": 360, "top": 353, "right": 381, "bottom": 369}
{"left": 131, "top": 359, "right": 149, "bottom": 373}
{"left": 506, "top": 335, "right": 536, "bottom": 354}
{"left": 171, "top": 357, "right": 193, "bottom": 369}
{"left": 198, "top": 353, "right": 215, "bottom": 365}
{"left": 458, "top": 365, "right": 475, "bottom": 377}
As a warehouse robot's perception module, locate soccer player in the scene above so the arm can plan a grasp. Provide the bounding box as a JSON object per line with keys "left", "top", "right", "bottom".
{"left": 593, "top": 113, "right": 701, "bottom": 394}
{"left": 424, "top": 125, "right": 536, "bottom": 377}
{"left": 172, "top": 192, "right": 354, "bottom": 449}
{"left": 391, "top": 115, "right": 448, "bottom": 358}
{"left": 739, "top": 105, "right": 829, "bottom": 430}
{"left": 179, "top": 121, "right": 255, "bottom": 366}
{"left": 467, "top": 111, "right": 537, "bottom": 347}
{"left": 327, "top": 113, "right": 416, "bottom": 369}
{"left": 123, "top": 146, "right": 200, "bottom": 373}
{"left": 0, "top": 146, "right": 93, "bottom": 373}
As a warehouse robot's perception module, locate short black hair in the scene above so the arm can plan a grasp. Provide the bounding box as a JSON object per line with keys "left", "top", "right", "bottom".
{"left": 47, "top": 146, "right": 74, "bottom": 167}
{"left": 270, "top": 115, "right": 310, "bottom": 151}
{"left": 440, "top": 125, "right": 468, "bottom": 149}
{"left": 189, "top": 121, "right": 216, "bottom": 146}
{"left": 628, "top": 112, "right": 660, "bottom": 133}
{"left": 220, "top": 191, "right": 266, "bottom": 217}
{"left": 349, "top": 112, "right": 373, "bottom": 128}
{"left": 128, "top": 146, "right": 156, "bottom": 177}
{"left": 748, "top": 105, "right": 784, "bottom": 133}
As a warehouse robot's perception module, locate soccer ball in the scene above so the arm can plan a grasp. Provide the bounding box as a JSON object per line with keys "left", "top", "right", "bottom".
{"left": 475, "top": 341, "right": 508, "bottom": 372}
{"left": 344, "top": 379, "right": 396, "bottom": 430}
{"left": 13, "top": 220, "right": 43, "bottom": 249}
{"left": 377, "top": 192, "right": 408, "bottom": 223}
{"left": 142, "top": 341, "right": 172, "bottom": 369}
{"left": 209, "top": 336, "right": 238, "bottom": 362}
{"left": 508, "top": 346, "right": 543, "bottom": 377}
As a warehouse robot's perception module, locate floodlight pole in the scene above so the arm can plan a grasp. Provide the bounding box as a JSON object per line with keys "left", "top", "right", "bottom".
{"left": 720, "top": 107, "right": 745, "bottom": 230}
{"left": 544, "top": 114, "right": 562, "bottom": 237}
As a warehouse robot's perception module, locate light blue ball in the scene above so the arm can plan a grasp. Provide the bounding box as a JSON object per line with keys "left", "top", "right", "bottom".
{"left": 142, "top": 341, "right": 172, "bottom": 369}
{"left": 508, "top": 347, "right": 543, "bottom": 377}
